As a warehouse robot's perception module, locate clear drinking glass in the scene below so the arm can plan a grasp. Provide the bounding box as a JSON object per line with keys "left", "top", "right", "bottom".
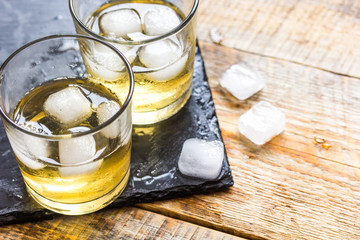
{"left": 69, "top": 0, "right": 199, "bottom": 124}
{"left": 0, "top": 35, "right": 134, "bottom": 215}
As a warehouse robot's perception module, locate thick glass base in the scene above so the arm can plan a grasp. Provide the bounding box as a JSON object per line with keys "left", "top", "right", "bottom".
{"left": 25, "top": 169, "right": 130, "bottom": 215}
{"left": 133, "top": 86, "right": 192, "bottom": 125}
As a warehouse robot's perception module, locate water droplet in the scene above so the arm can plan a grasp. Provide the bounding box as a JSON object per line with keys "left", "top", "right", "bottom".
{"left": 53, "top": 15, "right": 64, "bottom": 20}
{"left": 16, "top": 194, "right": 23, "bottom": 199}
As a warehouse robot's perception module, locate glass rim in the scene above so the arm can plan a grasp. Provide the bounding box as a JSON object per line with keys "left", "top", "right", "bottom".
{"left": 68, "top": 0, "right": 199, "bottom": 45}
{"left": 0, "top": 34, "right": 135, "bottom": 140}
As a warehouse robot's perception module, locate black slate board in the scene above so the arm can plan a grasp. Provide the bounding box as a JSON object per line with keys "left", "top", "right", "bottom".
{"left": 0, "top": 0, "right": 233, "bottom": 225}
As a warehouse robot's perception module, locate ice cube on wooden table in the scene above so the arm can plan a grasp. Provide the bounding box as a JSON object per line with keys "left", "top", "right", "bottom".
{"left": 43, "top": 86, "right": 92, "bottom": 126}
{"left": 209, "top": 28, "right": 223, "bottom": 44}
{"left": 178, "top": 138, "right": 224, "bottom": 180}
{"left": 238, "top": 101, "right": 286, "bottom": 145}
{"left": 219, "top": 64, "right": 265, "bottom": 100}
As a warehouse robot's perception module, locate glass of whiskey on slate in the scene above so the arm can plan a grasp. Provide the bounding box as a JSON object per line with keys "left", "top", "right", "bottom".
{"left": 69, "top": 0, "right": 199, "bottom": 124}
{"left": 0, "top": 35, "right": 134, "bottom": 215}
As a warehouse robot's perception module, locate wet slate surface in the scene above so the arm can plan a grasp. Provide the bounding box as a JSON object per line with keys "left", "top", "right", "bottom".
{"left": 0, "top": 0, "right": 233, "bottom": 225}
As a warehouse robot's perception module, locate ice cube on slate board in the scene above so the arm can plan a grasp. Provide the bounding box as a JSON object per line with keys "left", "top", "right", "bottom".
{"left": 59, "top": 135, "right": 102, "bottom": 177}
{"left": 44, "top": 86, "right": 92, "bottom": 126}
{"left": 99, "top": 9, "right": 142, "bottom": 38}
{"left": 97, "top": 100, "right": 121, "bottom": 139}
{"left": 219, "top": 64, "right": 264, "bottom": 100}
{"left": 238, "top": 101, "right": 285, "bottom": 145}
{"left": 178, "top": 138, "right": 224, "bottom": 180}
{"left": 143, "top": 6, "right": 181, "bottom": 36}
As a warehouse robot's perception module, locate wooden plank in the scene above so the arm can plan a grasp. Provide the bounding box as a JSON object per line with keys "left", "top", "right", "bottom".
{"left": 197, "top": 0, "right": 360, "bottom": 78}
{"left": 135, "top": 41, "right": 360, "bottom": 240}
{"left": 199, "top": 42, "right": 360, "bottom": 168}
{"left": 0, "top": 207, "right": 242, "bottom": 240}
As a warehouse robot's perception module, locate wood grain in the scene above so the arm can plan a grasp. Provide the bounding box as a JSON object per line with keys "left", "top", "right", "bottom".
{"left": 200, "top": 42, "right": 360, "bottom": 168}
{"left": 197, "top": 0, "right": 360, "bottom": 78}
{"left": 0, "top": 207, "right": 241, "bottom": 240}
{"left": 135, "top": 41, "right": 360, "bottom": 240}
{"left": 2, "top": 0, "right": 360, "bottom": 239}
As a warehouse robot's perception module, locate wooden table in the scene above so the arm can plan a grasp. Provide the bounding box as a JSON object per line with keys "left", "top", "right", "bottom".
{"left": 1, "top": 0, "right": 360, "bottom": 239}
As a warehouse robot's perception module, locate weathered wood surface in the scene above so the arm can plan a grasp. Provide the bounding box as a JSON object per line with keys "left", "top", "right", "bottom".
{"left": 136, "top": 41, "right": 360, "bottom": 240}
{"left": 197, "top": 0, "right": 360, "bottom": 78}
{"left": 2, "top": 0, "right": 360, "bottom": 239}
{"left": 0, "top": 207, "right": 241, "bottom": 240}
